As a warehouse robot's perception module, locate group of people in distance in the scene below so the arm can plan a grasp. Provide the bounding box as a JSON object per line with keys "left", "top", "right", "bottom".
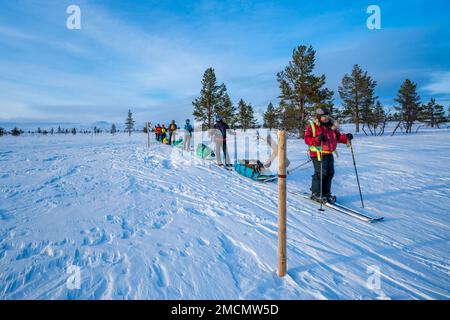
{"left": 152, "top": 116, "right": 233, "bottom": 166}
{"left": 153, "top": 119, "right": 193, "bottom": 151}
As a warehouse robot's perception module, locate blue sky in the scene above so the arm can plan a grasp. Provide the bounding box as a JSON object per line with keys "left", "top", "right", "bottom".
{"left": 0, "top": 0, "right": 449, "bottom": 124}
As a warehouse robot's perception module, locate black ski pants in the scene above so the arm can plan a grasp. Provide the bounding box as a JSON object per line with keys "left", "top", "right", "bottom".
{"left": 311, "top": 154, "right": 334, "bottom": 196}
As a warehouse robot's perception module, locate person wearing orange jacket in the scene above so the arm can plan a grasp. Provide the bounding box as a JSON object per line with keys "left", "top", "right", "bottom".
{"left": 304, "top": 108, "right": 353, "bottom": 203}
{"left": 155, "top": 124, "right": 162, "bottom": 142}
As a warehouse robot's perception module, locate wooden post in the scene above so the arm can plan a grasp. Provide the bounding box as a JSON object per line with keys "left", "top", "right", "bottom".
{"left": 278, "top": 130, "right": 287, "bottom": 277}
{"left": 146, "top": 122, "right": 151, "bottom": 148}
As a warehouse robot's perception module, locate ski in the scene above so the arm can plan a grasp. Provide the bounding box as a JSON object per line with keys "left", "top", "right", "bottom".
{"left": 288, "top": 191, "right": 384, "bottom": 223}
{"left": 215, "top": 164, "right": 233, "bottom": 171}
{"left": 328, "top": 201, "right": 383, "bottom": 221}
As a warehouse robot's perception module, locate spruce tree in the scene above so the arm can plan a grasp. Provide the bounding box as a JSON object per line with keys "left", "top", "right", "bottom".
{"left": 339, "top": 64, "right": 377, "bottom": 133}
{"left": 263, "top": 102, "right": 280, "bottom": 130}
{"left": 237, "top": 99, "right": 256, "bottom": 131}
{"left": 393, "top": 79, "right": 421, "bottom": 134}
{"left": 277, "top": 45, "right": 334, "bottom": 138}
{"left": 125, "top": 109, "right": 135, "bottom": 136}
{"left": 216, "top": 91, "right": 236, "bottom": 127}
{"left": 192, "top": 68, "right": 226, "bottom": 129}
{"left": 111, "top": 123, "right": 117, "bottom": 135}
{"left": 0, "top": 127, "right": 5, "bottom": 136}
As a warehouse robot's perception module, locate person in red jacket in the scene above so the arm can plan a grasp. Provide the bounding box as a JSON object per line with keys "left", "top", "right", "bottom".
{"left": 304, "top": 108, "right": 353, "bottom": 203}
{"left": 155, "top": 124, "right": 162, "bottom": 142}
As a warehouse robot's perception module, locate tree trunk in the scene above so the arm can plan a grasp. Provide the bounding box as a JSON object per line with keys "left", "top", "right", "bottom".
{"left": 298, "top": 100, "right": 305, "bottom": 139}
{"left": 391, "top": 120, "right": 402, "bottom": 136}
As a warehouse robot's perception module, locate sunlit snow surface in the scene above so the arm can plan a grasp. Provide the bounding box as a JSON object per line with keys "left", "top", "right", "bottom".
{"left": 0, "top": 127, "right": 449, "bottom": 299}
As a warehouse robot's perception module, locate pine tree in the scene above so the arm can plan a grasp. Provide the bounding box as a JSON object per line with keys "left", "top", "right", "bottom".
{"left": 237, "top": 99, "right": 257, "bottom": 131}
{"left": 11, "top": 127, "right": 21, "bottom": 136}
{"left": 367, "top": 100, "right": 387, "bottom": 136}
{"left": 0, "top": 127, "right": 5, "bottom": 136}
{"left": 246, "top": 103, "right": 257, "bottom": 129}
{"left": 216, "top": 91, "right": 236, "bottom": 128}
{"left": 125, "top": 109, "right": 135, "bottom": 136}
{"left": 277, "top": 45, "right": 334, "bottom": 138}
{"left": 263, "top": 102, "right": 280, "bottom": 130}
{"left": 393, "top": 79, "right": 421, "bottom": 134}
{"left": 71, "top": 128, "right": 77, "bottom": 135}
{"left": 192, "top": 68, "right": 226, "bottom": 129}
{"left": 420, "top": 98, "right": 446, "bottom": 128}
{"left": 339, "top": 64, "right": 377, "bottom": 133}
{"left": 111, "top": 123, "right": 117, "bottom": 135}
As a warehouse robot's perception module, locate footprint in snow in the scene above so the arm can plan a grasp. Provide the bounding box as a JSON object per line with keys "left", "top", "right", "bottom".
{"left": 152, "top": 262, "right": 170, "bottom": 288}
{"left": 197, "top": 238, "right": 210, "bottom": 246}
{"left": 81, "top": 228, "right": 111, "bottom": 246}
{"left": 151, "top": 217, "right": 172, "bottom": 230}
{"left": 161, "top": 159, "right": 173, "bottom": 170}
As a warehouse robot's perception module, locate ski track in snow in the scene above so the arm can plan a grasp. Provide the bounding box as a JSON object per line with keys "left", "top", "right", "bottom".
{"left": 0, "top": 131, "right": 449, "bottom": 299}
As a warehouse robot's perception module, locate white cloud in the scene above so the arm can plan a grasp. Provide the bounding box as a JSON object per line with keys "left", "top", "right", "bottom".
{"left": 423, "top": 71, "right": 450, "bottom": 95}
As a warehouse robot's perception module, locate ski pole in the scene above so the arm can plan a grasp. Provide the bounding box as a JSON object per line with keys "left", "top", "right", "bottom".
{"left": 349, "top": 142, "right": 365, "bottom": 208}
{"left": 319, "top": 143, "right": 325, "bottom": 212}
{"left": 287, "top": 158, "right": 312, "bottom": 175}
{"left": 256, "top": 130, "right": 260, "bottom": 161}
{"left": 234, "top": 132, "right": 237, "bottom": 163}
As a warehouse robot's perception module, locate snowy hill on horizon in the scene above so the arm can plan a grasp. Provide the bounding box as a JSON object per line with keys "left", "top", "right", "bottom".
{"left": 0, "top": 121, "right": 131, "bottom": 132}
{"left": 0, "top": 128, "right": 449, "bottom": 299}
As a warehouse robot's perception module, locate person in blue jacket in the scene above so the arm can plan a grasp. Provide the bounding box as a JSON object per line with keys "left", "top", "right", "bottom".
{"left": 183, "top": 119, "right": 194, "bottom": 151}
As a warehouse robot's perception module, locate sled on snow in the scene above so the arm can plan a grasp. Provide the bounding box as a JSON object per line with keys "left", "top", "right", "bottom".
{"left": 196, "top": 143, "right": 215, "bottom": 160}
{"left": 172, "top": 138, "right": 183, "bottom": 147}
{"left": 233, "top": 160, "right": 277, "bottom": 182}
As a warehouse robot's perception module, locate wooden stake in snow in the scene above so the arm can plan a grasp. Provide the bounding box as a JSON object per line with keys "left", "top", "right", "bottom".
{"left": 278, "top": 130, "right": 287, "bottom": 277}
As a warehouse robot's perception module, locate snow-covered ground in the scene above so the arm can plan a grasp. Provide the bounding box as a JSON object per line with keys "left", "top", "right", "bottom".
{"left": 0, "top": 128, "right": 449, "bottom": 299}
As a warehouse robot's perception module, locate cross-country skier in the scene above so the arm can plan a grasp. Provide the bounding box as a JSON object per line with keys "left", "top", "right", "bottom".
{"left": 211, "top": 115, "right": 234, "bottom": 167}
{"left": 168, "top": 120, "right": 178, "bottom": 145}
{"left": 304, "top": 108, "right": 353, "bottom": 203}
{"left": 155, "top": 124, "right": 162, "bottom": 141}
{"left": 184, "top": 119, "right": 193, "bottom": 151}
{"left": 161, "top": 124, "right": 167, "bottom": 144}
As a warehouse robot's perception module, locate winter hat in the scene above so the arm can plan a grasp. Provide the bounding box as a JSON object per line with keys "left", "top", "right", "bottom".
{"left": 315, "top": 108, "right": 329, "bottom": 116}
{"left": 215, "top": 114, "right": 223, "bottom": 122}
